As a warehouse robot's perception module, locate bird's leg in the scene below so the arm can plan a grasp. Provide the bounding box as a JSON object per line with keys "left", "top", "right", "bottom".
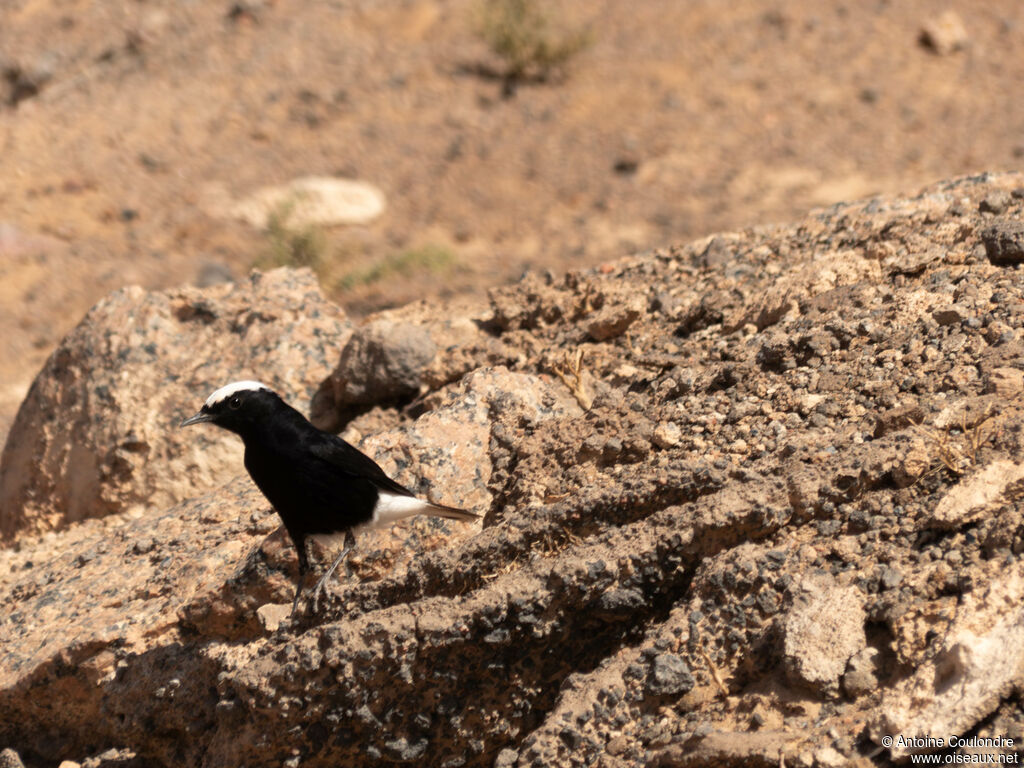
{"left": 290, "top": 537, "right": 313, "bottom": 617}
{"left": 309, "top": 530, "right": 356, "bottom": 614}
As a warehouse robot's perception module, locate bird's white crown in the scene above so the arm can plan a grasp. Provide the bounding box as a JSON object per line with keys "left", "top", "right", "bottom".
{"left": 205, "top": 380, "right": 270, "bottom": 408}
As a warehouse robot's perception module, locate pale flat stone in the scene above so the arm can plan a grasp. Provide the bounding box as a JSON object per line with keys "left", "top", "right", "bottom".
{"left": 230, "top": 176, "right": 386, "bottom": 228}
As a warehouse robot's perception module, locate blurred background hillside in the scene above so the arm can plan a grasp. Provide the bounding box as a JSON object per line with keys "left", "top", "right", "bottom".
{"left": 1, "top": 0, "right": 1021, "bottom": 435}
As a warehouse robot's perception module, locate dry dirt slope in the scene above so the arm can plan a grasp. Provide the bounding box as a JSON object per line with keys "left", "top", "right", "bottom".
{"left": 1, "top": 173, "right": 1024, "bottom": 766}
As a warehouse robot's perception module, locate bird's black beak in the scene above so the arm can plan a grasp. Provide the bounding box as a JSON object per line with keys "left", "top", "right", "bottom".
{"left": 180, "top": 411, "right": 213, "bottom": 428}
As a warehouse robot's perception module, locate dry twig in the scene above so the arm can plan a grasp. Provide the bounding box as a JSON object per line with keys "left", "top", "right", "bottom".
{"left": 699, "top": 646, "right": 730, "bottom": 697}
{"left": 552, "top": 348, "right": 594, "bottom": 410}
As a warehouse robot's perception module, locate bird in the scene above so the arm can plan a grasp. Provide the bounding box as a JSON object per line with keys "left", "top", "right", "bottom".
{"left": 181, "top": 380, "right": 478, "bottom": 616}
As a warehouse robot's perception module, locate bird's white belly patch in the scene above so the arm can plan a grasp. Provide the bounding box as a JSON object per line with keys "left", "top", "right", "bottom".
{"left": 311, "top": 492, "right": 430, "bottom": 543}
{"left": 369, "top": 492, "right": 430, "bottom": 527}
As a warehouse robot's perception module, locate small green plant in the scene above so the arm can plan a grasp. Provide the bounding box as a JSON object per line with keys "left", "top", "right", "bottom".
{"left": 336, "top": 244, "right": 456, "bottom": 292}
{"left": 475, "top": 0, "right": 590, "bottom": 93}
{"left": 256, "top": 199, "right": 328, "bottom": 274}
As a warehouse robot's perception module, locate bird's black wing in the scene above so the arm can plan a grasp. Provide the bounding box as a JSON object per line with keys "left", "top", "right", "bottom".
{"left": 306, "top": 432, "right": 416, "bottom": 498}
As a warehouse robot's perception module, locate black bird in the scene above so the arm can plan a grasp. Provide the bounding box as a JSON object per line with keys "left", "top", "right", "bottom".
{"left": 181, "top": 380, "right": 477, "bottom": 615}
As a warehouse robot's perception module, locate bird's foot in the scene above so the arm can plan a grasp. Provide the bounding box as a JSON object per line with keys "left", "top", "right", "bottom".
{"left": 290, "top": 570, "right": 313, "bottom": 618}
{"left": 290, "top": 588, "right": 305, "bottom": 618}
{"left": 309, "top": 580, "right": 326, "bottom": 615}
{"left": 287, "top": 584, "right": 330, "bottom": 623}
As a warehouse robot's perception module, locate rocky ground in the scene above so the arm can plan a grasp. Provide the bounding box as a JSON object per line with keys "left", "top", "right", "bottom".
{"left": 2, "top": 173, "right": 1024, "bottom": 766}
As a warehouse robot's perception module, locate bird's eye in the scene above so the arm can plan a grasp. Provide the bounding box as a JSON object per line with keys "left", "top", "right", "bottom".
{"left": 228, "top": 396, "right": 242, "bottom": 410}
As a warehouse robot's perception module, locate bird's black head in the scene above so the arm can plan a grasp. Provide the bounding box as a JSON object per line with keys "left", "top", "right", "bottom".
{"left": 181, "top": 381, "right": 285, "bottom": 438}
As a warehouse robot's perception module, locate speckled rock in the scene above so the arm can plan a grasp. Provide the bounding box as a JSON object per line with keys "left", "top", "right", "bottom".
{"left": 0, "top": 477, "right": 278, "bottom": 762}
{"left": 782, "top": 574, "right": 866, "bottom": 695}
{"left": 646, "top": 653, "right": 695, "bottom": 696}
{"left": 311, "top": 319, "right": 436, "bottom": 430}
{"left": 0, "top": 268, "right": 350, "bottom": 539}
{"left": 357, "top": 366, "right": 582, "bottom": 513}
{"left": 310, "top": 303, "right": 514, "bottom": 432}
{"left": 873, "top": 560, "right": 1024, "bottom": 759}
{"left": 981, "top": 219, "right": 1024, "bottom": 265}
{"left": 926, "top": 460, "right": 1024, "bottom": 530}
{"left": 842, "top": 646, "right": 882, "bottom": 699}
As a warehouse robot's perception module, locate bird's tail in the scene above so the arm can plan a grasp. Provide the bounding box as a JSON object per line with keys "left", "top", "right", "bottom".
{"left": 374, "top": 490, "right": 479, "bottom": 525}
{"left": 423, "top": 501, "right": 479, "bottom": 522}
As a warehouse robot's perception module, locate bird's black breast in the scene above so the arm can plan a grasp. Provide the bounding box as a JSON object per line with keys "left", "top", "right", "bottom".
{"left": 242, "top": 425, "right": 384, "bottom": 539}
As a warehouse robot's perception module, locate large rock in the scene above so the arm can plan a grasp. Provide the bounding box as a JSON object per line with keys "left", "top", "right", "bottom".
{"left": 4, "top": 173, "right": 1024, "bottom": 766}
{"left": 0, "top": 268, "right": 349, "bottom": 539}
{"left": 310, "top": 302, "right": 514, "bottom": 431}
{"left": 311, "top": 318, "right": 437, "bottom": 431}
{"left": 357, "top": 366, "right": 583, "bottom": 513}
